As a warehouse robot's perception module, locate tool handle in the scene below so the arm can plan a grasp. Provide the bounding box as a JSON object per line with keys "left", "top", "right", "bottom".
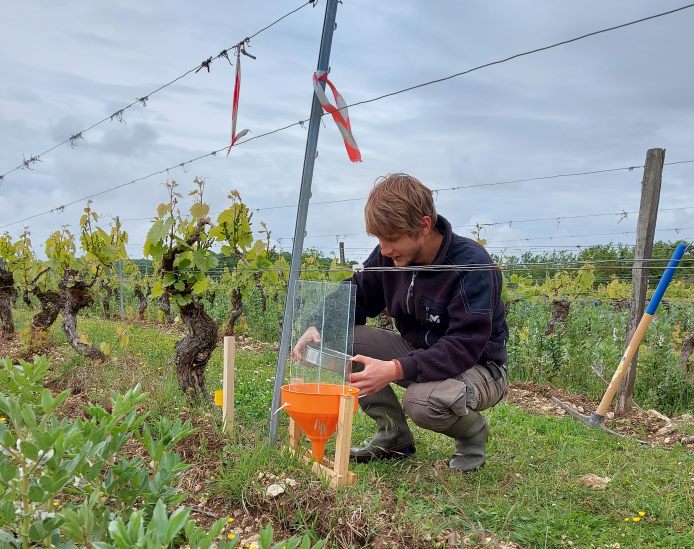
{"left": 596, "top": 314, "right": 652, "bottom": 416}
{"left": 645, "top": 243, "right": 687, "bottom": 315}
{"left": 595, "top": 242, "right": 687, "bottom": 416}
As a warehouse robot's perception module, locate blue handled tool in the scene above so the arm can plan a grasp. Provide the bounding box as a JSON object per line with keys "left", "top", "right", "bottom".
{"left": 552, "top": 242, "right": 687, "bottom": 429}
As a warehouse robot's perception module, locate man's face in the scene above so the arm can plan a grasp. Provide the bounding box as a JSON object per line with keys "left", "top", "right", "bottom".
{"left": 378, "top": 232, "right": 424, "bottom": 267}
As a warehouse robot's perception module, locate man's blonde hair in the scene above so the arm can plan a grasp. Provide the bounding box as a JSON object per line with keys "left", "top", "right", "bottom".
{"left": 364, "top": 173, "right": 437, "bottom": 239}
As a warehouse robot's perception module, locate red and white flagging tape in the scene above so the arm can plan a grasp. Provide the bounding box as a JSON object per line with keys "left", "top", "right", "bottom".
{"left": 312, "top": 70, "right": 361, "bottom": 162}
{"left": 227, "top": 51, "right": 249, "bottom": 155}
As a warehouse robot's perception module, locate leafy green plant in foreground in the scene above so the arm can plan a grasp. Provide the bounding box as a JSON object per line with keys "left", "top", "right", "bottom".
{"left": 0, "top": 356, "right": 324, "bottom": 548}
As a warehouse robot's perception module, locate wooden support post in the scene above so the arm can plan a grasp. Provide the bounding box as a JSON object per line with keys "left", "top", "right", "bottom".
{"left": 287, "top": 394, "right": 357, "bottom": 489}
{"left": 339, "top": 241, "right": 346, "bottom": 266}
{"left": 288, "top": 418, "right": 302, "bottom": 451}
{"left": 616, "top": 148, "right": 664, "bottom": 413}
{"left": 223, "top": 336, "right": 235, "bottom": 435}
{"left": 333, "top": 394, "right": 354, "bottom": 482}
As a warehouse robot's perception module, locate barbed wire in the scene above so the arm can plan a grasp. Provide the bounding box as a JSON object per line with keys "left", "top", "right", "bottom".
{"left": 275, "top": 229, "right": 685, "bottom": 252}
{"left": 335, "top": 3, "right": 694, "bottom": 113}
{"left": 0, "top": 0, "right": 317, "bottom": 184}
{"left": 40, "top": 260, "right": 694, "bottom": 277}
{"left": 285, "top": 204, "right": 694, "bottom": 240}
{"left": 276, "top": 245, "right": 615, "bottom": 252}
{"left": 7, "top": 156, "right": 693, "bottom": 233}
{"left": 41, "top": 223, "right": 688, "bottom": 254}
{"left": 3, "top": 268, "right": 693, "bottom": 292}
{"left": 9, "top": 281, "right": 692, "bottom": 307}
{"left": 486, "top": 226, "right": 694, "bottom": 244}
{"left": 4, "top": 3, "right": 694, "bottom": 227}
{"left": 124, "top": 225, "right": 692, "bottom": 251}
{"left": 117, "top": 166, "right": 694, "bottom": 223}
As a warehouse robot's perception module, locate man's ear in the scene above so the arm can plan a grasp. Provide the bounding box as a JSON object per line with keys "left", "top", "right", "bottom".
{"left": 421, "top": 216, "right": 433, "bottom": 235}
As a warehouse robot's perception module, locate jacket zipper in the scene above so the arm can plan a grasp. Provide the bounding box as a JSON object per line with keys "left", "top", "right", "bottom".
{"left": 406, "top": 272, "right": 417, "bottom": 315}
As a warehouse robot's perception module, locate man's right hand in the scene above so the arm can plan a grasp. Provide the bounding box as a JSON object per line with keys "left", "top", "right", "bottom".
{"left": 291, "top": 326, "right": 321, "bottom": 362}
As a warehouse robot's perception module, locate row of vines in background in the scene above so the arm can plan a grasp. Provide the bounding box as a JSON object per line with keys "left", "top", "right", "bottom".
{"left": 13, "top": 274, "right": 694, "bottom": 414}
{"left": 0, "top": 204, "right": 127, "bottom": 360}
{"left": 505, "top": 299, "right": 694, "bottom": 415}
{"left": 0, "top": 177, "right": 353, "bottom": 404}
{"left": 24, "top": 263, "right": 693, "bottom": 414}
{"left": 1, "top": 175, "right": 692, "bottom": 411}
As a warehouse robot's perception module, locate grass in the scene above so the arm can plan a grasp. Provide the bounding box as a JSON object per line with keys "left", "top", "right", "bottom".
{"left": 6, "top": 309, "right": 694, "bottom": 548}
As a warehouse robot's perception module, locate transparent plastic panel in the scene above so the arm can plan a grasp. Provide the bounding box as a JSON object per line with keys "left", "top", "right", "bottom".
{"left": 288, "top": 280, "right": 356, "bottom": 391}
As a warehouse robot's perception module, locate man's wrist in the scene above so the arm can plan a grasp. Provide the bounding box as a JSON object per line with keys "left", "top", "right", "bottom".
{"left": 392, "top": 359, "right": 404, "bottom": 381}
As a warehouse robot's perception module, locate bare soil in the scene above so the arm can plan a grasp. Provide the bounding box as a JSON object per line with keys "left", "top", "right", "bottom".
{"left": 506, "top": 382, "right": 694, "bottom": 449}
{"left": 0, "top": 333, "right": 23, "bottom": 360}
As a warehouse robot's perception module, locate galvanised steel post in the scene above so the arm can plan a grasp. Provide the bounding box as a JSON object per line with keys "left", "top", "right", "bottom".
{"left": 269, "top": 0, "right": 340, "bottom": 442}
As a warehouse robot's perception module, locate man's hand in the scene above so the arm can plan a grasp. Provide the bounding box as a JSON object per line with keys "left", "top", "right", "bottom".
{"left": 349, "top": 355, "right": 398, "bottom": 396}
{"left": 292, "top": 326, "right": 321, "bottom": 362}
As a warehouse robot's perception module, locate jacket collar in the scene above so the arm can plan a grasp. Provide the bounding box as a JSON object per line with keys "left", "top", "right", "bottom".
{"left": 429, "top": 215, "right": 453, "bottom": 265}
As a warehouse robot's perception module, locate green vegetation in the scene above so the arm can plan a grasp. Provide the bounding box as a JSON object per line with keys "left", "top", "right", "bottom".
{"left": 506, "top": 299, "right": 694, "bottom": 415}
{"left": 495, "top": 240, "right": 694, "bottom": 284}
{"left": 2, "top": 183, "right": 692, "bottom": 546}
{"left": 0, "top": 353, "right": 326, "bottom": 548}
{"left": 2, "top": 306, "right": 692, "bottom": 547}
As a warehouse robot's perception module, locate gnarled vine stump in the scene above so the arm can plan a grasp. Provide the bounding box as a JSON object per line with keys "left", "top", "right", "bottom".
{"left": 377, "top": 310, "right": 395, "bottom": 331}
{"left": 99, "top": 280, "right": 114, "bottom": 319}
{"left": 175, "top": 299, "right": 217, "bottom": 400}
{"left": 22, "top": 289, "right": 32, "bottom": 307}
{"left": 680, "top": 331, "right": 694, "bottom": 378}
{"left": 134, "top": 282, "right": 150, "bottom": 321}
{"left": 29, "top": 289, "right": 65, "bottom": 350}
{"left": 0, "top": 268, "right": 16, "bottom": 337}
{"left": 224, "top": 288, "right": 243, "bottom": 337}
{"left": 158, "top": 294, "right": 174, "bottom": 323}
{"left": 60, "top": 272, "right": 106, "bottom": 361}
{"left": 545, "top": 298, "right": 570, "bottom": 335}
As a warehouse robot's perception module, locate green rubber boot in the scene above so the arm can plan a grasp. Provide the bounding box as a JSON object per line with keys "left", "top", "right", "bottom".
{"left": 444, "top": 409, "right": 488, "bottom": 472}
{"left": 350, "top": 386, "right": 415, "bottom": 463}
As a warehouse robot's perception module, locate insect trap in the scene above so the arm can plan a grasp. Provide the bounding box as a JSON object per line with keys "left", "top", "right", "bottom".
{"left": 280, "top": 280, "right": 359, "bottom": 480}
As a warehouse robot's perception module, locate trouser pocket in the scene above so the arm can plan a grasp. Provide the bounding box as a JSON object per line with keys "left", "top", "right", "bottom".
{"left": 455, "top": 364, "right": 508, "bottom": 411}
{"left": 403, "top": 379, "right": 470, "bottom": 432}
{"left": 428, "top": 378, "right": 470, "bottom": 417}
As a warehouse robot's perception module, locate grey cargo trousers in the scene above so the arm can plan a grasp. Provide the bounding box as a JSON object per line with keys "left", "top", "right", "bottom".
{"left": 353, "top": 325, "right": 508, "bottom": 433}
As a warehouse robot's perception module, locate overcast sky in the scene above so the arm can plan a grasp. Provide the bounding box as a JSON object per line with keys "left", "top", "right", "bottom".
{"left": 1, "top": 0, "right": 693, "bottom": 264}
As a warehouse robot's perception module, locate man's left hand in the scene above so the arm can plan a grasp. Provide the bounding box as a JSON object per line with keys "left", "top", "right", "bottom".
{"left": 349, "top": 355, "right": 398, "bottom": 396}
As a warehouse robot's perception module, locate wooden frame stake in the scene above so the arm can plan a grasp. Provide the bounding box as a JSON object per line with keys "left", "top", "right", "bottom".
{"left": 222, "top": 336, "right": 235, "bottom": 435}
{"left": 288, "top": 393, "right": 357, "bottom": 489}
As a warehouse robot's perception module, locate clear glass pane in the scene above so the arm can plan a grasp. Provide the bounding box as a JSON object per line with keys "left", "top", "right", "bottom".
{"left": 288, "top": 280, "right": 356, "bottom": 390}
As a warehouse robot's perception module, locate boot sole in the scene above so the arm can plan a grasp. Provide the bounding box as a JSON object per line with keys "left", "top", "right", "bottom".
{"left": 448, "top": 460, "right": 485, "bottom": 472}
{"left": 349, "top": 445, "right": 416, "bottom": 463}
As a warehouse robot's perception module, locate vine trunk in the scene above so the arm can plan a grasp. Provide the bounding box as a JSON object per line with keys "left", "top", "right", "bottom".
{"left": 0, "top": 267, "right": 16, "bottom": 337}
{"left": 60, "top": 273, "right": 106, "bottom": 361}
{"left": 175, "top": 299, "right": 217, "bottom": 401}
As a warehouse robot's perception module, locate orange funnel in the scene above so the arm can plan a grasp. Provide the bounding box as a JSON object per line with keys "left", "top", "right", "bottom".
{"left": 281, "top": 383, "right": 359, "bottom": 462}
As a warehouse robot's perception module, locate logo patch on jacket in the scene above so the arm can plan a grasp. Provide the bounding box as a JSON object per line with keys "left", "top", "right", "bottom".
{"left": 428, "top": 313, "right": 441, "bottom": 324}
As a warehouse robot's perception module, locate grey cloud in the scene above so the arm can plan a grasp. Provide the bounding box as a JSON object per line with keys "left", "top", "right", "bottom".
{"left": 2, "top": 0, "right": 693, "bottom": 263}
{"left": 90, "top": 123, "right": 161, "bottom": 157}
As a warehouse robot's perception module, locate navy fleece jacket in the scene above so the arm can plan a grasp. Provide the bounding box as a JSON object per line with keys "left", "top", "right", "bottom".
{"left": 351, "top": 215, "right": 508, "bottom": 382}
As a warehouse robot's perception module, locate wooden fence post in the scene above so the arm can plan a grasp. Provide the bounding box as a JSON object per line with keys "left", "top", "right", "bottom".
{"left": 223, "top": 336, "right": 235, "bottom": 435}
{"left": 616, "top": 148, "right": 665, "bottom": 413}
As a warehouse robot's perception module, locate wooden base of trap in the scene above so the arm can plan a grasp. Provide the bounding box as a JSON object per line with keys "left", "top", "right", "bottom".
{"left": 287, "top": 393, "right": 357, "bottom": 489}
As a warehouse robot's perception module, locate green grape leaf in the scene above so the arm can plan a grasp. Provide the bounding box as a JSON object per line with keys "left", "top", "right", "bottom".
{"left": 192, "top": 275, "right": 208, "bottom": 295}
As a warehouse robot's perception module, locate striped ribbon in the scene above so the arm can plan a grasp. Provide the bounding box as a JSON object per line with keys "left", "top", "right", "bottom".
{"left": 227, "top": 51, "right": 249, "bottom": 156}
{"left": 313, "top": 70, "right": 361, "bottom": 162}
